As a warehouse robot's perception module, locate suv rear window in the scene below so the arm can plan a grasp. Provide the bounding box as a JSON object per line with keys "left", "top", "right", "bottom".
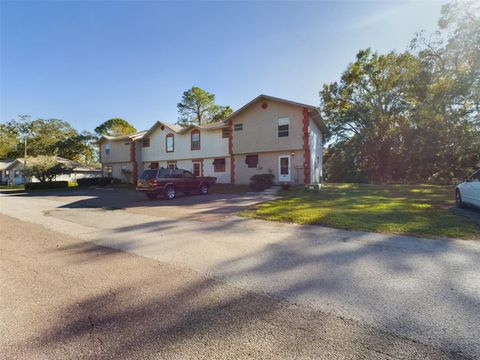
{"left": 140, "top": 169, "right": 158, "bottom": 180}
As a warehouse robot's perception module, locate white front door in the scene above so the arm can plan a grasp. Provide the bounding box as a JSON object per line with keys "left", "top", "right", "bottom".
{"left": 278, "top": 156, "right": 291, "bottom": 182}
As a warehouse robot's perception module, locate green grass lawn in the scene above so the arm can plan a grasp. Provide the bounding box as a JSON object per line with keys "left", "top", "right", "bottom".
{"left": 0, "top": 184, "right": 25, "bottom": 190}
{"left": 240, "top": 183, "right": 480, "bottom": 240}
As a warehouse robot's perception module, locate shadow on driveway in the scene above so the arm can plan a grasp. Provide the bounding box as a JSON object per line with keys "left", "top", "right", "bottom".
{"left": 7, "top": 187, "right": 275, "bottom": 221}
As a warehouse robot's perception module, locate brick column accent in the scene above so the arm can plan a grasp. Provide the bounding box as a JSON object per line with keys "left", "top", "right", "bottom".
{"left": 302, "top": 108, "right": 311, "bottom": 185}
{"left": 228, "top": 120, "right": 235, "bottom": 184}
{"left": 130, "top": 141, "right": 138, "bottom": 184}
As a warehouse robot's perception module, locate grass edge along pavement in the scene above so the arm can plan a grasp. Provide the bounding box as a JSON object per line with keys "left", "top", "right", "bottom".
{"left": 240, "top": 183, "right": 480, "bottom": 240}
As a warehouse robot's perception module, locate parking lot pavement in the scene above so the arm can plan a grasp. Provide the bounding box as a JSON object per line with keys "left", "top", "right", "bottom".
{"left": 0, "top": 214, "right": 466, "bottom": 360}
{"left": 2, "top": 188, "right": 275, "bottom": 221}
{"left": 1, "top": 189, "right": 480, "bottom": 358}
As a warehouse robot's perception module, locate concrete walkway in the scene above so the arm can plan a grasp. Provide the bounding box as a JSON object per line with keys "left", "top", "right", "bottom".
{"left": 1, "top": 191, "right": 479, "bottom": 358}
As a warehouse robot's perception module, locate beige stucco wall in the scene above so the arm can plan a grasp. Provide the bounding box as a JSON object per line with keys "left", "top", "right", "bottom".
{"left": 234, "top": 150, "right": 305, "bottom": 185}
{"left": 100, "top": 139, "right": 131, "bottom": 163}
{"left": 203, "top": 157, "right": 230, "bottom": 183}
{"left": 103, "top": 162, "right": 132, "bottom": 183}
{"left": 231, "top": 99, "right": 305, "bottom": 154}
{"left": 141, "top": 126, "right": 228, "bottom": 162}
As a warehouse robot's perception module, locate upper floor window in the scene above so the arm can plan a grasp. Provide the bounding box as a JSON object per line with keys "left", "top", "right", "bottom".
{"left": 222, "top": 127, "right": 229, "bottom": 138}
{"left": 105, "top": 143, "right": 111, "bottom": 155}
{"left": 278, "top": 117, "right": 289, "bottom": 137}
{"left": 142, "top": 138, "right": 150, "bottom": 147}
{"left": 234, "top": 123, "right": 243, "bottom": 131}
{"left": 166, "top": 134, "right": 174, "bottom": 152}
{"left": 191, "top": 130, "right": 201, "bottom": 150}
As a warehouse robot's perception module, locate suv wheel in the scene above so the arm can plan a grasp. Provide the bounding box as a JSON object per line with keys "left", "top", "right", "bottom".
{"left": 164, "top": 186, "right": 176, "bottom": 200}
{"left": 199, "top": 183, "right": 209, "bottom": 195}
{"left": 455, "top": 189, "right": 463, "bottom": 208}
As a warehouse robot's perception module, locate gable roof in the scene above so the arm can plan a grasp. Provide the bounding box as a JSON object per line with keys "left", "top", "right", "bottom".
{"left": 0, "top": 159, "right": 21, "bottom": 171}
{"left": 143, "top": 120, "right": 226, "bottom": 137}
{"left": 224, "top": 94, "right": 329, "bottom": 135}
{"left": 0, "top": 157, "right": 101, "bottom": 172}
{"left": 97, "top": 130, "right": 147, "bottom": 144}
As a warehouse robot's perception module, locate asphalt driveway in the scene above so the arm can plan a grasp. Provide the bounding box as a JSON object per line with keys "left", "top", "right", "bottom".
{"left": 4, "top": 188, "right": 276, "bottom": 221}
{"left": 1, "top": 189, "right": 479, "bottom": 358}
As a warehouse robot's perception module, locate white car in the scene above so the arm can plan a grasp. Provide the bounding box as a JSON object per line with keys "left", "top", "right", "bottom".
{"left": 456, "top": 170, "right": 480, "bottom": 209}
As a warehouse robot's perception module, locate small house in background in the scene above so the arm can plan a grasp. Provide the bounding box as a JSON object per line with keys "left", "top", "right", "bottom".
{"left": 0, "top": 159, "right": 25, "bottom": 186}
{"left": 0, "top": 157, "right": 102, "bottom": 185}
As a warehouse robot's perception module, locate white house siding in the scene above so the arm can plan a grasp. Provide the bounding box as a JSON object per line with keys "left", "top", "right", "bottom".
{"left": 309, "top": 118, "right": 323, "bottom": 184}
{"left": 142, "top": 126, "right": 229, "bottom": 163}
{"left": 139, "top": 125, "right": 231, "bottom": 183}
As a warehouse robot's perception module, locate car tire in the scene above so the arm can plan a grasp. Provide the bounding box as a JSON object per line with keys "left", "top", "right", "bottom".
{"left": 199, "top": 183, "right": 209, "bottom": 195}
{"left": 456, "top": 189, "right": 463, "bottom": 208}
{"left": 146, "top": 193, "right": 158, "bottom": 200}
{"left": 164, "top": 186, "right": 176, "bottom": 200}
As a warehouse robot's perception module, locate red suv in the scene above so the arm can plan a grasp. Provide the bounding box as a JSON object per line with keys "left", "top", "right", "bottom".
{"left": 137, "top": 168, "right": 216, "bottom": 200}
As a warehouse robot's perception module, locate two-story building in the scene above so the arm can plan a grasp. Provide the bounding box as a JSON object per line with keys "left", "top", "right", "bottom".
{"left": 98, "top": 94, "right": 327, "bottom": 186}
{"left": 140, "top": 121, "right": 231, "bottom": 183}
{"left": 227, "top": 95, "right": 327, "bottom": 186}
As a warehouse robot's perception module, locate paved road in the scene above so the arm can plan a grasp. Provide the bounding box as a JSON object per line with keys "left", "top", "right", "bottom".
{"left": 2, "top": 214, "right": 462, "bottom": 359}
{"left": 1, "top": 189, "right": 479, "bottom": 358}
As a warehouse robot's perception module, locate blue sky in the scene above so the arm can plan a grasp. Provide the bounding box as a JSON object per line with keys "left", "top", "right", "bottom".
{"left": 1, "top": 0, "right": 443, "bottom": 132}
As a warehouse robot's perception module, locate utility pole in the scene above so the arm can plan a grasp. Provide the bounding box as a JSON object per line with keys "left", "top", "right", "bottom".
{"left": 24, "top": 136, "right": 27, "bottom": 168}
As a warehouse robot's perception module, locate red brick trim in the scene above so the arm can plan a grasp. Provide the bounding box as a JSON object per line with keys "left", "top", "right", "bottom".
{"left": 228, "top": 120, "right": 235, "bottom": 184}
{"left": 302, "top": 108, "right": 311, "bottom": 185}
{"left": 130, "top": 141, "right": 138, "bottom": 184}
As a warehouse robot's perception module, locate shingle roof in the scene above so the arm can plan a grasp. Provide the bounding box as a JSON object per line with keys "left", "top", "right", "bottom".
{"left": 0, "top": 157, "right": 101, "bottom": 172}
{"left": 0, "top": 159, "right": 20, "bottom": 171}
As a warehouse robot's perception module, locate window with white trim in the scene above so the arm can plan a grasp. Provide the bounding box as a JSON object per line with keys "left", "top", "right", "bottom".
{"left": 278, "top": 117, "right": 289, "bottom": 137}
{"left": 166, "top": 134, "right": 174, "bottom": 152}
{"left": 234, "top": 123, "right": 243, "bottom": 131}
{"left": 105, "top": 143, "right": 111, "bottom": 155}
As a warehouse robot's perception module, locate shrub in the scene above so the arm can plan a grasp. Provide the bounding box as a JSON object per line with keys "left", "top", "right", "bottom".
{"left": 77, "top": 177, "right": 115, "bottom": 187}
{"left": 249, "top": 173, "right": 275, "bottom": 191}
{"left": 25, "top": 181, "right": 69, "bottom": 191}
{"left": 23, "top": 156, "right": 72, "bottom": 182}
